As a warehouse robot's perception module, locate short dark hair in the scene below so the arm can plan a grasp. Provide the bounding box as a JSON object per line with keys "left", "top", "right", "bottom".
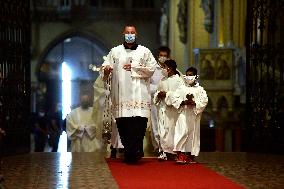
{"left": 164, "top": 59, "right": 177, "bottom": 70}
{"left": 186, "top": 67, "right": 198, "bottom": 75}
{"left": 125, "top": 24, "right": 135, "bottom": 28}
{"left": 123, "top": 25, "right": 137, "bottom": 32}
{"left": 158, "top": 46, "right": 171, "bottom": 56}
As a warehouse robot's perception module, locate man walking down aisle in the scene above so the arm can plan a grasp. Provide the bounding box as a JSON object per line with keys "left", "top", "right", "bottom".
{"left": 101, "top": 25, "right": 157, "bottom": 164}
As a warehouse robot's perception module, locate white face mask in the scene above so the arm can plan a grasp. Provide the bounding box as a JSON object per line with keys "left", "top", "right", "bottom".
{"left": 162, "top": 68, "right": 168, "bottom": 77}
{"left": 158, "top": 56, "right": 167, "bottom": 64}
{"left": 124, "top": 34, "right": 136, "bottom": 43}
{"left": 184, "top": 75, "right": 196, "bottom": 85}
{"left": 39, "top": 112, "right": 45, "bottom": 117}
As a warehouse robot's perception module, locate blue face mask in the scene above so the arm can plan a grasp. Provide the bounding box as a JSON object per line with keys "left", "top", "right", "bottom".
{"left": 124, "top": 34, "right": 136, "bottom": 43}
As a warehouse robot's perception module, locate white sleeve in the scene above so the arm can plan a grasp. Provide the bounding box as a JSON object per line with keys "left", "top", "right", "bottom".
{"left": 131, "top": 66, "right": 156, "bottom": 78}
{"left": 165, "top": 77, "right": 186, "bottom": 108}
{"left": 66, "top": 112, "right": 84, "bottom": 139}
{"left": 165, "top": 88, "right": 185, "bottom": 109}
{"left": 150, "top": 82, "right": 158, "bottom": 95}
{"left": 153, "top": 80, "right": 163, "bottom": 105}
{"left": 100, "top": 49, "right": 114, "bottom": 78}
{"left": 85, "top": 125, "right": 96, "bottom": 139}
{"left": 193, "top": 87, "right": 208, "bottom": 115}
{"left": 131, "top": 50, "right": 157, "bottom": 78}
{"left": 150, "top": 69, "right": 163, "bottom": 95}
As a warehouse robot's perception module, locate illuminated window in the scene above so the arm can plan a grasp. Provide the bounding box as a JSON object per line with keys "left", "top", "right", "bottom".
{"left": 61, "top": 62, "right": 72, "bottom": 120}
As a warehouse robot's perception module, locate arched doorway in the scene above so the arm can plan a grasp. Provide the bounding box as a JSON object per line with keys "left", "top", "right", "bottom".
{"left": 34, "top": 33, "right": 108, "bottom": 152}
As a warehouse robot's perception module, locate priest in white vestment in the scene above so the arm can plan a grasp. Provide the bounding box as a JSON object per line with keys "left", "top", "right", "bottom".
{"left": 168, "top": 67, "right": 208, "bottom": 163}
{"left": 101, "top": 25, "right": 156, "bottom": 163}
{"left": 66, "top": 94, "right": 102, "bottom": 152}
{"left": 153, "top": 59, "right": 184, "bottom": 160}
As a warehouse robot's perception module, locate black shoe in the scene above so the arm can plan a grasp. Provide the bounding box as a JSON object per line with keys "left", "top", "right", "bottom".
{"left": 123, "top": 156, "right": 138, "bottom": 164}
{"left": 138, "top": 150, "right": 144, "bottom": 160}
{"left": 110, "top": 148, "right": 117, "bottom": 158}
{"left": 166, "top": 152, "right": 176, "bottom": 161}
{"left": 118, "top": 148, "right": 124, "bottom": 153}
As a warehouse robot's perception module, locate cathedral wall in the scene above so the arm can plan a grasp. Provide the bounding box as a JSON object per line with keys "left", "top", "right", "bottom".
{"left": 191, "top": 0, "right": 210, "bottom": 48}
{"left": 218, "top": 0, "right": 246, "bottom": 48}
{"left": 31, "top": 23, "right": 71, "bottom": 82}
{"left": 188, "top": 0, "right": 211, "bottom": 67}
{"left": 169, "top": 0, "right": 185, "bottom": 73}
{"left": 233, "top": 0, "right": 246, "bottom": 48}
{"left": 39, "top": 23, "right": 72, "bottom": 53}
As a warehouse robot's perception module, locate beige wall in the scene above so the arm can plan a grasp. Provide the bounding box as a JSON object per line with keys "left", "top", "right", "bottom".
{"left": 31, "top": 23, "right": 72, "bottom": 82}
{"left": 217, "top": 0, "right": 246, "bottom": 48}
{"left": 169, "top": 0, "right": 185, "bottom": 73}
{"left": 188, "top": 0, "right": 211, "bottom": 66}
{"left": 234, "top": 0, "right": 246, "bottom": 47}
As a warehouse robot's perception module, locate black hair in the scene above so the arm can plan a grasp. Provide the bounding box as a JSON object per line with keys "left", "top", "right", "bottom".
{"left": 158, "top": 46, "right": 171, "bottom": 56}
{"left": 164, "top": 59, "right": 177, "bottom": 69}
{"left": 123, "top": 25, "right": 137, "bottom": 33}
{"left": 164, "top": 59, "right": 180, "bottom": 75}
{"left": 124, "top": 24, "right": 136, "bottom": 30}
{"left": 125, "top": 24, "right": 135, "bottom": 27}
{"left": 186, "top": 67, "right": 198, "bottom": 75}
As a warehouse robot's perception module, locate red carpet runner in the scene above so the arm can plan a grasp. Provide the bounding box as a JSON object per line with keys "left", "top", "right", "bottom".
{"left": 107, "top": 158, "right": 245, "bottom": 189}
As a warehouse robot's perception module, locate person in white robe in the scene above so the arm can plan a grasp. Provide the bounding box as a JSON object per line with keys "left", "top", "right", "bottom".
{"left": 168, "top": 67, "right": 208, "bottom": 164}
{"left": 101, "top": 25, "right": 156, "bottom": 163}
{"left": 149, "top": 46, "right": 171, "bottom": 153}
{"left": 66, "top": 94, "right": 102, "bottom": 152}
{"left": 153, "top": 59, "right": 184, "bottom": 160}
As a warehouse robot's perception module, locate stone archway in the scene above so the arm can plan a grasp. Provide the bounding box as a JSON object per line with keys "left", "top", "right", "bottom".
{"left": 31, "top": 30, "right": 109, "bottom": 152}
{"left": 34, "top": 30, "right": 108, "bottom": 116}
{"left": 36, "top": 30, "right": 108, "bottom": 80}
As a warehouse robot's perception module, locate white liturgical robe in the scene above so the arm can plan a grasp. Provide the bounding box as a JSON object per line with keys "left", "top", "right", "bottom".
{"left": 102, "top": 44, "right": 157, "bottom": 119}
{"left": 66, "top": 107, "right": 102, "bottom": 152}
{"left": 149, "top": 66, "right": 164, "bottom": 150}
{"left": 153, "top": 74, "right": 184, "bottom": 153}
{"left": 168, "top": 83, "right": 208, "bottom": 156}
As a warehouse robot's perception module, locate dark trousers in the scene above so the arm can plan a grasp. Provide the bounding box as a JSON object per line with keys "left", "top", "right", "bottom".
{"left": 116, "top": 116, "right": 147, "bottom": 163}
{"left": 34, "top": 134, "right": 47, "bottom": 152}
{"left": 50, "top": 134, "right": 60, "bottom": 152}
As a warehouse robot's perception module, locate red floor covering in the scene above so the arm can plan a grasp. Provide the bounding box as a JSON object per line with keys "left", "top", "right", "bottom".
{"left": 107, "top": 158, "right": 245, "bottom": 189}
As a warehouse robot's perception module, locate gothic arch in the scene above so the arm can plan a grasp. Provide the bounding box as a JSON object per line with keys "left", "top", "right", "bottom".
{"left": 35, "top": 30, "right": 109, "bottom": 80}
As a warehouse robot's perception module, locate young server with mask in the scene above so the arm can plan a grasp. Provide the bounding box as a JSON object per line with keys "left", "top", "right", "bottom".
{"left": 167, "top": 67, "right": 208, "bottom": 164}
{"left": 153, "top": 59, "right": 184, "bottom": 161}
{"left": 101, "top": 25, "right": 156, "bottom": 164}
{"left": 149, "top": 46, "right": 171, "bottom": 153}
